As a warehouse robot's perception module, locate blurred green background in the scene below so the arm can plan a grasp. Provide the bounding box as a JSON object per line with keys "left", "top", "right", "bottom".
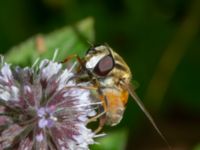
{"left": 0, "top": 0, "right": 200, "bottom": 149}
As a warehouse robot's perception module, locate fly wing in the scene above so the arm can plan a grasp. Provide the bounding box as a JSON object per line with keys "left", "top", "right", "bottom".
{"left": 124, "top": 83, "right": 171, "bottom": 149}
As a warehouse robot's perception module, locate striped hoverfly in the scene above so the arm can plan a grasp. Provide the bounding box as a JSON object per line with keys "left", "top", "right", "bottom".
{"left": 63, "top": 44, "right": 170, "bottom": 148}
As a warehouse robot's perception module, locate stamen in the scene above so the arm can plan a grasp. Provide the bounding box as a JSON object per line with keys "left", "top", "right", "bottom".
{"left": 52, "top": 48, "right": 59, "bottom": 61}
{"left": 72, "top": 102, "right": 102, "bottom": 108}
{"left": 55, "top": 101, "right": 102, "bottom": 109}
{"left": 32, "top": 58, "right": 40, "bottom": 69}
{"left": 87, "top": 111, "right": 106, "bottom": 124}
{"left": 0, "top": 55, "right": 4, "bottom": 67}
{"left": 55, "top": 107, "right": 95, "bottom": 114}
{"left": 94, "top": 133, "right": 106, "bottom": 138}
{"left": 68, "top": 61, "right": 77, "bottom": 73}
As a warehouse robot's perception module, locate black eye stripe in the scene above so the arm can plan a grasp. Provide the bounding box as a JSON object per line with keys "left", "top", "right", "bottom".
{"left": 115, "top": 63, "right": 128, "bottom": 72}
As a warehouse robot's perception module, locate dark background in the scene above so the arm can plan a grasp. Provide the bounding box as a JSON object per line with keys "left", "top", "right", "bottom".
{"left": 0, "top": 0, "right": 200, "bottom": 149}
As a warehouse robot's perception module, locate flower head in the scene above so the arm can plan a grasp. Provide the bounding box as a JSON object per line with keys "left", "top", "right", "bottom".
{"left": 0, "top": 58, "right": 98, "bottom": 150}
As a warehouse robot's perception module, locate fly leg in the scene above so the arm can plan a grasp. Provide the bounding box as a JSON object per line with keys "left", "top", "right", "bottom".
{"left": 94, "top": 112, "right": 107, "bottom": 133}
{"left": 62, "top": 54, "right": 109, "bottom": 133}
{"left": 94, "top": 94, "right": 109, "bottom": 133}
{"left": 85, "top": 92, "right": 106, "bottom": 124}
{"left": 85, "top": 89, "right": 108, "bottom": 134}
{"left": 61, "top": 54, "right": 87, "bottom": 76}
{"left": 64, "top": 85, "right": 98, "bottom": 91}
{"left": 86, "top": 109, "right": 106, "bottom": 124}
{"left": 86, "top": 102, "right": 107, "bottom": 134}
{"left": 61, "top": 54, "right": 84, "bottom": 69}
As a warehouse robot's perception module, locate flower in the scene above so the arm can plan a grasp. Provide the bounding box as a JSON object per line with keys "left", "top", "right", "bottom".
{"left": 0, "top": 57, "right": 99, "bottom": 150}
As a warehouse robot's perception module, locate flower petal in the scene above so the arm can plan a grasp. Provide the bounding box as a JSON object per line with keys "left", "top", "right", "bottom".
{"left": 18, "top": 137, "right": 34, "bottom": 150}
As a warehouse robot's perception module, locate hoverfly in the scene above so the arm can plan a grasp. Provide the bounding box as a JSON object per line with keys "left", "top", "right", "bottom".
{"left": 63, "top": 44, "right": 170, "bottom": 148}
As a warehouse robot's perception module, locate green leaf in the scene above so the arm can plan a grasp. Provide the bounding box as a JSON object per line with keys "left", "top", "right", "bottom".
{"left": 193, "top": 143, "right": 200, "bottom": 150}
{"left": 5, "top": 17, "right": 95, "bottom": 66}
{"left": 91, "top": 129, "right": 128, "bottom": 150}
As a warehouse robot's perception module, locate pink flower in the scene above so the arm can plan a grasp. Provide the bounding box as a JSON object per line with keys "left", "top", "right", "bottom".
{"left": 0, "top": 57, "right": 98, "bottom": 150}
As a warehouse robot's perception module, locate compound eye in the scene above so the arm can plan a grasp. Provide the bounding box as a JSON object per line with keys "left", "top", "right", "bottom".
{"left": 94, "top": 55, "right": 114, "bottom": 76}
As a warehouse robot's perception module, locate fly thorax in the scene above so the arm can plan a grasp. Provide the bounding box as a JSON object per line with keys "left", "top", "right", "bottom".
{"left": 99, "top": 76, "right": 115, "bottom": 87}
